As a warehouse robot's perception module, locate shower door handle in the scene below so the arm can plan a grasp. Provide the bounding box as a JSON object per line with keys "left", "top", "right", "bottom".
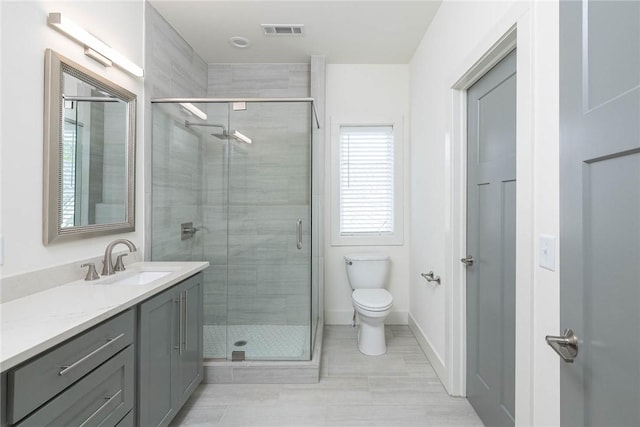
{"left": 296, "top": 219, "right": 303, "bottom": 250}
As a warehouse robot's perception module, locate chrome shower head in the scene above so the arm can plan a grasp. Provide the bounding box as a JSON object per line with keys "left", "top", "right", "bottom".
{"left": 210, "top": 131, "right": 229, "bottom": 140}
{"left": 184, "top": 121, "right": 251, "bottom": 143}
{"left": 211, "top": 130, "right": 252, "bottom": 144}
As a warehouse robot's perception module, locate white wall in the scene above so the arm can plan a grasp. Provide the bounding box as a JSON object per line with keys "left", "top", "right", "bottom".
{"left": 409, "top": 0, "right": 520, "bottom": 375}
{"left": 324, "top": 64, "right": 410, "bottom": 325}
{"left": 0, "top": 1, "right": 145, "bottom": 278}
{"left": 409, "top": 1, "right": 560, "bottom": 425}
{"left": 530, "top": 2, "right": 560, "bottom": 425}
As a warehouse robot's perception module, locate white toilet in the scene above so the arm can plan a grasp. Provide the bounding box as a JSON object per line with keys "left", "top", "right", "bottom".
{"left": 345, "top": 253, "right": 393, "bottom": 356}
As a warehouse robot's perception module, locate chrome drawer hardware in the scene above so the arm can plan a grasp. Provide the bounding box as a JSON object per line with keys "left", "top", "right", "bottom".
{"left": 58, "top": 333, "right": 125, "bottom": 376}
{"left": 173, "top": 294, "right": 188, "bottom": 354}
{"left": 174, "top": 298, "right": 182, "bottom": 353}
{"left": 183, "top": 292, "right": 188, "bottom": 351}
{"left": 78, "top": 389, "right": 122, "bottom": 427}
{"left": 421, "top": 271, "right": 441, "bottom": 284}
{"left": 545, "top": 329, "right": 579, "bottom": 363}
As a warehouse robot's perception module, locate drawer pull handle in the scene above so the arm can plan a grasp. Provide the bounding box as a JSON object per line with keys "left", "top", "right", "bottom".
{"left": 175, "top": 297, "right": 183, "bottom": 354}
{"left": 59, "top": 333, "right": 125, "bottom": 376}
{"left": 179, "top": 293, "right": 185, "bottom": 355}
{"left": 183, "top": 291, "right": 188, "bottom": 352}
{"left": 78, "top": 389, "right": 122, "bottom": 427}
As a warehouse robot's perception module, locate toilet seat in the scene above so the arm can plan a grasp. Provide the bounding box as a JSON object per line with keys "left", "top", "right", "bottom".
{"left": 352, "top": 289, "right": 393, "bottom": 312}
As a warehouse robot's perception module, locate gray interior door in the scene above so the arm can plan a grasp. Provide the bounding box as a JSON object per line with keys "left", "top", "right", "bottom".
{"left": 466, "top": 49, "right": 517, "bottom": 427}
{"left": 559, "top": 1, "right": 640, "bottom": 426}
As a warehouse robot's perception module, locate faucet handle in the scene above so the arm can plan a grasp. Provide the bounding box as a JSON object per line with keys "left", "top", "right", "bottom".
{"left": 81, "top": 263, "right": 100, "bottom": 281}
{"left": 114, "top": 254, "right": 128, "bottom": 272}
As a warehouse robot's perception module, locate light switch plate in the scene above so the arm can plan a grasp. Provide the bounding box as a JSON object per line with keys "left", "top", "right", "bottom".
{"left": 539, "top": 234, "right": 556, "bottom": 271}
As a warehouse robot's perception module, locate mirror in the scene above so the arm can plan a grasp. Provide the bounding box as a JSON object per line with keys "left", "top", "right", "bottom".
{"left": 43, "top": 49, "right": 136, "bottom": 244}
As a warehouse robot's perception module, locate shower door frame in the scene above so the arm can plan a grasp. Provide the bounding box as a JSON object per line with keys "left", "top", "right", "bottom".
{"left": 149, "top": 98, "right": 319, "bottom": 361}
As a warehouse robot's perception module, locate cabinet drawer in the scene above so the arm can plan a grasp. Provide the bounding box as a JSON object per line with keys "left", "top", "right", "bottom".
{"left": 15, "top": 346, "right": 134, "bottom": 427}
{"left": 115, "top": 410, "right": 134, "bottom": 427}
{"left": 8, "top": 309, "right": 134, "bottom": 424}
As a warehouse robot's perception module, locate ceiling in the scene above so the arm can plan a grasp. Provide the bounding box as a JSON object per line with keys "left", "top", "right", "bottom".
{"left": 148, "top": 1, "right": 442, "bottom": 64}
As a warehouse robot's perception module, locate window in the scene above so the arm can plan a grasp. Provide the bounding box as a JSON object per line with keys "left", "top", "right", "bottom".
{"left": 331, "top": 121, "right": 403, "bottom": 246}
{"left": 339, "top": 126, "right": 394, "bottom": 235}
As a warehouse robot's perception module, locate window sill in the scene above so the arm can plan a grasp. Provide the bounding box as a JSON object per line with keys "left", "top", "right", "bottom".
{"left": 331, "top": 234, "right": 404, "bottom": 247}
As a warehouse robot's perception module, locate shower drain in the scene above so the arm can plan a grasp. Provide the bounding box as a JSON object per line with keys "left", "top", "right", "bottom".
{"left": 234, "top": 340, "right": 247, "bottom": 347}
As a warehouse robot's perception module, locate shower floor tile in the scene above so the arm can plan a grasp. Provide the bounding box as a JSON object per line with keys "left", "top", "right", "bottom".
{"left": 204, "top": 324, "right": 308, "bottom": 360}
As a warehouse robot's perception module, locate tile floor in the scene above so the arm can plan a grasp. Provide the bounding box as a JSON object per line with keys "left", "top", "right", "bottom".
{"left": 171, "top": 325, "right": 483, "bottom": 426}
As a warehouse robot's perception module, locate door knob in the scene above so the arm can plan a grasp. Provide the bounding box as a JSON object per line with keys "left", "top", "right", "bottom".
{"left": 460, "top": 255, "right": 474, "bottom": 266}
{"left": 545, "top": 328, "right": 579, "bottom": 363}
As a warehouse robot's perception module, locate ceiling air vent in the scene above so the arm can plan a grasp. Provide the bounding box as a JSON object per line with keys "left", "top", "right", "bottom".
{"left": 261, "top": 24, "right": 304, "bottom": 36}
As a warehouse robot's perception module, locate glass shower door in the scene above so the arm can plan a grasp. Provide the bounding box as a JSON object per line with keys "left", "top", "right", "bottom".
{"left": 151, "top": 101, "right": 230, "bottom": 360}
{"left": 225, "top": 102, "right": 312, "bottom": 361}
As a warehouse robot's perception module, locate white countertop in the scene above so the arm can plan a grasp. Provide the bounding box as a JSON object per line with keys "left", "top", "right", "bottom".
{"left": 0, "top": 261, "right": 209, "bottom": 372}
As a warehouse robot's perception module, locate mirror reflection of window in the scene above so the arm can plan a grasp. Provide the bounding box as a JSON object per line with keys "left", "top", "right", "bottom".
{"left": 61, "top": 115, "right": 82, "bottom": 228}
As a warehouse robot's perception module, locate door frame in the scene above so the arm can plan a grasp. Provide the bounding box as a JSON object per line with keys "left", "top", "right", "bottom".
{"left": 444, "top": 4, "right": 535, "bottom": 425}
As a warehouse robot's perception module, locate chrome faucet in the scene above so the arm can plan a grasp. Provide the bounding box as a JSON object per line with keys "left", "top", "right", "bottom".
{"left": 101, "top": 239, "right": 137, "bottom": 276}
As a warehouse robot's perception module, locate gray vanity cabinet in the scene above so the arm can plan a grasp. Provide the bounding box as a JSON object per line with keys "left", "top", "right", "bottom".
{"left": 176, "top": 273, "right": 204, "bottom": 408}
{"left": 2, "top": 309, "right": 135, "bottom": 427}
{"left": 138, "top": 273, "right": 203, "bottom": 427}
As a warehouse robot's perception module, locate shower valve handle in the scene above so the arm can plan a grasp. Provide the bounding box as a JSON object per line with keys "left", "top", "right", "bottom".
{"left": 181, "top": 222, "right": 199, "bottom": 240}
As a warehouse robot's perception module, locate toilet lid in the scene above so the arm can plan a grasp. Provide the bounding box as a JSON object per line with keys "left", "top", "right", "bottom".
{"left": 352, "top": 289, "right": 393, "bottom": 311}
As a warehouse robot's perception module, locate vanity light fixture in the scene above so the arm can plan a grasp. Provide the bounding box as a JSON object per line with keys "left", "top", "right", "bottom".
{"left": 84, "top": 47, "right": 112, "bottom": 67}
{"left": 47, "top": 12, "right": 144, "bottom": 77}
{"left": 232, "top": 130, "right": 252, "bottom": 144}
{"left": 180, "top": 103, "right": 208, "bottom": 121}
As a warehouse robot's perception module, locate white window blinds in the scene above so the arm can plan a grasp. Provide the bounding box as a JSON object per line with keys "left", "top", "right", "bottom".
{"left": 339, "top": 125, "right": 394, "bottom": 235}
{"left": 61, "top": 120, "right": 77, "bottom": 228}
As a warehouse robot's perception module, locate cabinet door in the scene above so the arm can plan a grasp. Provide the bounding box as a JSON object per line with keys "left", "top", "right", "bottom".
{"left": 138, "top": 287, "right": 178, "bottom": 427}
{"left": 176, "top": 273, "right": 203, "bottom": 409}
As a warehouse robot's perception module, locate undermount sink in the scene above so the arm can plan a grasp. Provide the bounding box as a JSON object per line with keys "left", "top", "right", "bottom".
{"left": 109, "top": 271, "right": 173, "bottom": 285}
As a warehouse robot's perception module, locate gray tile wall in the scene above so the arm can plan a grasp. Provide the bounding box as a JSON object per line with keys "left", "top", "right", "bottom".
{"left": 96, "top": 102, "right": 128, "bottom": 224}
{"left": 208, "top": 64, "right": 310, "bottom": 98}
{"left": 145, "top": 5, "right": 207, "bottom": 99}
{"left": 151, "top": 105, "right": 204, "bottom": 262}
{"left": 206, "top": 64, "right": 312, "bottom": 327}
{"left": 144, "top": 4, "right": 208, "bottom": 264}
{"left": 147, "top": 32, "right": 324, "bottom": 347}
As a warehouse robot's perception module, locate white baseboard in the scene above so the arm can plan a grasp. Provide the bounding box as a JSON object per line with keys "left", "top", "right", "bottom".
{"left": 325, "top": 309, "right": 408, "bottom": 325}
{"left": 408, "top": 313, "right": 448, "bottom": 389}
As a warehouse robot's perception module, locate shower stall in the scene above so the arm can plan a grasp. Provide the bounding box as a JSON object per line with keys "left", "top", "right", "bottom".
{"left": 150, "top": 98, "right": 320, "bottom": 362}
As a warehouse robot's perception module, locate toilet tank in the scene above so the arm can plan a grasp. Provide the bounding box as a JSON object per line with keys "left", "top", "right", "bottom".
{"left": 344, "top": 254, "right": 390, "bottom": 289}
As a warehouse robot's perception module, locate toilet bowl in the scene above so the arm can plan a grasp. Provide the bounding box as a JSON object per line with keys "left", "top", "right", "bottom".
{"left": 351, "top": 289, "right": 393, "bottom": 355}
{"left": 345, "top": 254, "right": 393, "bottom": 356}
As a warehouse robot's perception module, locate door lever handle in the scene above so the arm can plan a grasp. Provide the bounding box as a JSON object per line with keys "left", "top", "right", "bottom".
{"left": 545, "top": 328, "right": 579, "bottom": 363}
{"left": 460, "top": 255, "right": 474, "bottom": 266}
